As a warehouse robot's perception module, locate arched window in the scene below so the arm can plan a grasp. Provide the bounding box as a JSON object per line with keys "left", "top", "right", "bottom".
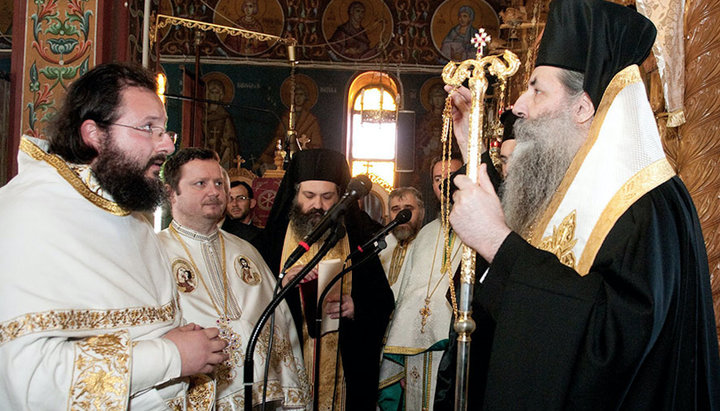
{"left": 346, "top": 71, "right": 399, "bottom": 189}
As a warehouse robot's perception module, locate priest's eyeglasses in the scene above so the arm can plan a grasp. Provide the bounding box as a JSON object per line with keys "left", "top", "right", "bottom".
{"left": 110, "top": 123, "right": 178, "bottom": 145}
{"left": 229, "top": 195, "right": 250, "bottom": 202}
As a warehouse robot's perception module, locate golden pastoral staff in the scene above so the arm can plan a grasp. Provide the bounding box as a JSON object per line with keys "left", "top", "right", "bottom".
{"left": 440, "top": 28, "right": 519, "bottom": 411}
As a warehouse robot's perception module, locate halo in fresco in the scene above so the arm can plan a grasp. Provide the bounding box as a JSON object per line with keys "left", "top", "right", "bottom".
{"left": 202, "top": 72, "right": 235, "bottom": 104}
{"left": 214, "top": 0, "right": 285, "bottom": 56}
{"left": 420, "top": 77, "right": 447, "bottom": 112}
{"left": 431, "top": 0, "right": 500, "bottom": 61}
{"left": 279, "top": 74, "right": 319, "bottom": 110}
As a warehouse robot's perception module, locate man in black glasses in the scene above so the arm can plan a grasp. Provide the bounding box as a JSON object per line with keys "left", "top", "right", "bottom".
{"left": 222, "top": 179, "right": 262, "bottom": 246}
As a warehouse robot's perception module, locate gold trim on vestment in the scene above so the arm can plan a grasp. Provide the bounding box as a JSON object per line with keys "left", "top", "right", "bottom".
{"left": 576, "top": 159, "right": 675, "bottom": 275}
{"left": 281, "top": 224, "right": 351, "bottom": 410}
{"left": 0, "top": 299, "right": 178, "bottom": 345}
{"left": 538, "top": 211, "right": 578, "bottom": 269}
{"left": 213, "top": 382, "right": 309, "bottom": 409}
{"left": 387, "top": 242, "right": 409, "bottom": 286}
{"left": 382, "top": 346, "right": 428, "bottom": 356}
{"left": 527, "top": 65, "right": 675, "bottom": 275}
{"left": 165, "top": 375, "right": 216, "bottom": 411}
{"left": 20, "top": 137, "right": 130, "bottom": 216}
{"left": 166, "top": 397, "right": 184, "bottom": 410}
{"left": 187, "top": 374, "right": 215, "bottom": 411}
{"left": 529, "top": 66, "right": 642, "bottom": 245}
{"left": 68, "top": 331, "right": 130, "bottom": 410}
{"left": 423, "top": 351, "right": 433, "bottom": 409}
{"left": 378, "top": 370, "right": 405, "bottom": 390}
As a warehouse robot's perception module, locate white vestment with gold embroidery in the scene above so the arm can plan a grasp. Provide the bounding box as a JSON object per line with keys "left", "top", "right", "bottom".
{"left": 528, "top": 66, "right": 675, "bottom": 273}
{"left": 378, "top": 233, "right": 413, "bottom": 299}
{"left": 379, "top": 218, "right": 462, "bottom": 410}
{"left": 158, "top": 223, "right": 310, "bottom": 409}
{"left": 0, "top": 137, "right": 197, "bottom": 410}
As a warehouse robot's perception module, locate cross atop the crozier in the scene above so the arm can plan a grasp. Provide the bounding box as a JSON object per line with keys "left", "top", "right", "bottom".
{"left": 471, "top": 28, "right": 492, "bottom": 58}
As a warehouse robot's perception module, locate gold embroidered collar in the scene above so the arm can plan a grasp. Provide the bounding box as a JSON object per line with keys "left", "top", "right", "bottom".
{"left": 20, "top": 137, "right": 130, "bottom": 216}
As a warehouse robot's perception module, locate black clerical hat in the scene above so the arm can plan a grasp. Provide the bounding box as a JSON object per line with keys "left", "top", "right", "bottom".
{"left": 290, "top": 149, "right": 350, "bottom": 189}
{"left": 536, "top": 0, "right": 656, "bottom": 109}
{"left": 263, "top": 149, "right": 351, "bottom": 243}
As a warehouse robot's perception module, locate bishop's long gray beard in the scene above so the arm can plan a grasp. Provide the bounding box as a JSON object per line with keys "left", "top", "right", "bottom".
{"left": 500, "top": 109, "right": 585, "bottom": 236}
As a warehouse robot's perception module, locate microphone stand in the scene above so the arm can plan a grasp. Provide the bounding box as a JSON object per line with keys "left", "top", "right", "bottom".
{"left": 311, "top": 242, "right": 387, "bottom": 411}
{"left": 244, "top": 223, "right": 345, "bottom": 411}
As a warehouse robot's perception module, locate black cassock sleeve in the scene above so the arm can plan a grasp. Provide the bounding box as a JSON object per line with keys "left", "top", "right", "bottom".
{"left": 340, "top": 206, "right": 395, "bottom": 411}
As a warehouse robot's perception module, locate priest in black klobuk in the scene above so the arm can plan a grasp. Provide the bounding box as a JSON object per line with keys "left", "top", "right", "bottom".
{"left": 258, "top": 149, "right": 394, "bottom": 410}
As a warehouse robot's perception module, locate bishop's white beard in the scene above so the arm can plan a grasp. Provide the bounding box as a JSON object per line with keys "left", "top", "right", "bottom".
{"left": 500, "top": 108, "right": 585, "bottom": 236}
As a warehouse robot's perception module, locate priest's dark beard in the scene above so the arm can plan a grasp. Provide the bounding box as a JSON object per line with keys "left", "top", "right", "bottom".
{"left": 92, "top": 134, "right": 167, "bottom": 212}
{"left": 500, "top": 109, "right": 585, "bottom": 235}
{"left": 289, "top": 202, "right": 332, "bottom": 242}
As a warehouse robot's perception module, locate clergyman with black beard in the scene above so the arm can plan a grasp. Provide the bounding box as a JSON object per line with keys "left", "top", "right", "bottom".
{"left": 0, "top": 63, "right": 227, "bottom": 408}
{"left": 258, "top": 148, "right": 393, "bottom": 409}
{"left": 436, "top": 0, "right": 719, "bottom": 408}
{"left": 287, "top": 182, "right": 339, "bottom": 242}
{"left": 92, "top": 132, "right": 169, "bottom": 211}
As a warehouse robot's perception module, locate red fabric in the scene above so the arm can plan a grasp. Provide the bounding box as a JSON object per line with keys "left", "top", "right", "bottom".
{"left": 252, "top": 177, "right": 282, "bottom": 228}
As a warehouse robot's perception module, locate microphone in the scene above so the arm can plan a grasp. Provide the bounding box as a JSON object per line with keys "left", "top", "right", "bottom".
{"left": 346, "top": 208, "right": 412, "bottom": 261}
{"left": 281, "top": 175, "right": 372, "bottom": 272}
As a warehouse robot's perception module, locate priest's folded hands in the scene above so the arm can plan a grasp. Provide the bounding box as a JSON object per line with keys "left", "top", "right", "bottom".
{"left": 163, "top": 322, "right": 229, "bottom": 375}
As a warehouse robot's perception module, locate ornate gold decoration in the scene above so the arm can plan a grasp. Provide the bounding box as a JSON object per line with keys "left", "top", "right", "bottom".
{"left": 387, "top": 243, "right": 409, "bottom": 286}
{"left": 187, "top": 374, "right": 215, "bottom": 411}
{"left": 69, "top": 331, "right": 130, "bottom": 410}
{"left": 166, "top": 374, "right": 215, "bottom": 411}
{"left": 0, "top": 300, "right": 177, "bottom": 345}
{"left": 228, "top": 155, "right": 258, "bottom": 185}
{"left": 366, "top": 172, "right": 394, "bottom": 192}
{"left": 442, "top": 39, "right": 520, "bottom": 409}
{"left": 20, "top": 137, "right": 130, "bottom": 216}
{"left": 576, "top": 159, "right": 675, "bottom": 275}
{"left": 441, "top": 49, "right": 520, "bottom": 282}
{"left": 166, "top": 397, "right": 183, "bottom": 411}
{"left": 169, "top": 226, "right": 244, "bottom": 381}
{"left": 150, "top": 14, "right": 295, "bottom": 48}
{"left": 419, "top": 300, "right": 432, "bottom": 333}
{"left": 538, "top": 211, "right": 578, "bottom": 270}
{"left": 254, "top": 321, "right": 306, "bottom": 397}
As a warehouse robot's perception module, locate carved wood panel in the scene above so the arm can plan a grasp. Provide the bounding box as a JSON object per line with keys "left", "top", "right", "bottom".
{"left": 680, "top": 0, "right": 720, "bottom": 343}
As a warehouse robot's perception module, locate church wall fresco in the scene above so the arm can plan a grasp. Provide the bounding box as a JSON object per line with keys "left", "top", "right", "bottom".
{"left": 130, "top": 0, "right": 520, "bottom": 65}
{"left": 19, "top": 0, "right": 97, "bottom": 140}
{"left": 131, "top": 0, "right": 526, "bottom": 175}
